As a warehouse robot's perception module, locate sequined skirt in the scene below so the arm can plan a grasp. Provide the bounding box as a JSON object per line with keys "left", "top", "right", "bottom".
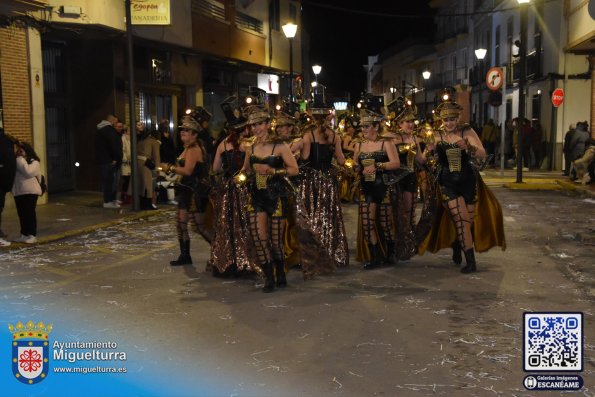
{"left": 209, "top": 179, "right": 257, "bottom": 273}
{"left": 296, "top": 167, "right": 349, "bottom": 268}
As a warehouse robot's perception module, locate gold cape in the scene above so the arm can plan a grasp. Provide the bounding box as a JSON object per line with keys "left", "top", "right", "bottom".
{"left": 418, "top": 175, "right": 506, "bottom": 255}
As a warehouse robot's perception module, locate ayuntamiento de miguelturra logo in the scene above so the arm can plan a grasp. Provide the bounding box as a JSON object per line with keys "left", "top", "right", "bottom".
{"left": 9, "top": 321, "right": 52, "bottom": 385}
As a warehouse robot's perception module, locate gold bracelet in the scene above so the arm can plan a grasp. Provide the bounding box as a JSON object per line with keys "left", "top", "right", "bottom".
{"left": 376, "top": 162, "right": 385, "bottom": 170}
{"left": 274, "top": 168, "right": 287, "bottom": 176}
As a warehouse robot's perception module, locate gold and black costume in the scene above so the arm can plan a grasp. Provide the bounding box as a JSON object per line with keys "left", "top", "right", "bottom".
{"left": 297, "top": 129, "right": 349, "bottom": 268}
{"left": 210, "top": 141, "right": 255, "bottom": 276}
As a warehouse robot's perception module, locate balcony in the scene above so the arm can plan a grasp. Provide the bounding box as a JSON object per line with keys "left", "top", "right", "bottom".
{"left": 192, "top": 0, "right": 225, "bottom": 22}
{"left": 508, "top": 51, "right": 543, "bottom": 84}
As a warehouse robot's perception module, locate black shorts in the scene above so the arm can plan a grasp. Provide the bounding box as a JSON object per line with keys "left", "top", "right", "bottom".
{"left": 175, "top": 186, "right": 209, "bottom": 213}
{"left": 438, "top": 167, "right": 477, "bottom": 204}
{"left": 360, "top": 174, "right": 389, "bottom": 204}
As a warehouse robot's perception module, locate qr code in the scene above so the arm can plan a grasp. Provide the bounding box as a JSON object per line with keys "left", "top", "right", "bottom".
{"left": 524, "top": 312, "right": 583, "bottom": 371}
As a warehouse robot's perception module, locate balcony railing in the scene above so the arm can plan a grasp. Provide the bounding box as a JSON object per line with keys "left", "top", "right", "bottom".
{"left": 236, "top": 11, "right": 263, "bottom": 34}
{"left": 192, "top": 0, "right": 225, "bottom": 21}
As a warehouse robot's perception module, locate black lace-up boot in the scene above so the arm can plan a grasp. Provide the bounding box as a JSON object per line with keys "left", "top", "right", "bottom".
{"left": 452, "top": 240, "right": 462, "bottom": 265}
{"left": 275, "top": 259, "right": 287, "bottom": 288}
{"left": 170, "top": 240, "right": 192, "bottom": 266}
{"left": 262, "top": 262, "right": 275, "bottom": 293}
{"left": 363, "top": 244, "right": 382, "bottom": 270}
{"left": 461, "top": 249, "right": 477, "bottom": 273}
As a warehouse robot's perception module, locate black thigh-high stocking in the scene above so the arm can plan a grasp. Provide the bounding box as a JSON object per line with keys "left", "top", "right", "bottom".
{"left": 176, "top": 209, "right": 190, "bottom": 242}
{"left": 248, "top": 211, "right": 272, "bottom": 265}
{"left": 271, "top": 216, "right": 287, "bottom": 287}
{"left": 445, "top": 197, "right": 473, "bottom": 251}
{"left": 192, "top": 211, "right": 212, "bottom": 244}
{"left": 359, "top": 202, "right": 378, "bottom": 245}
{"left": 401, "top": 191, "right": 415, "bottom": 230}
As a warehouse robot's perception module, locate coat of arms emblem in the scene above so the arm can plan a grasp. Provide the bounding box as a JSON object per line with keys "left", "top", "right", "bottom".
{"left": 9, "top": 321, "right": 52, "bottom": 384}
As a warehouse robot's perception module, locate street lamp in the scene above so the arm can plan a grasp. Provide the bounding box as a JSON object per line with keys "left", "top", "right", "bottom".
{"left": 389, "top": 86, "right": 397, "bottom": 99}
{"left": 422, "top": 70, "right": 431, "bottom": 117}
{"left": 516, "top": 0, "right": 530, "bottom": 183}
{"left": 475, "top": 48, "right": 487, "bottom": 127}
{"left": 312, "top": 64, "right": 321, "bottom": 84}
{"left": 282, "top": 22, "right": 298, "bottom": 101}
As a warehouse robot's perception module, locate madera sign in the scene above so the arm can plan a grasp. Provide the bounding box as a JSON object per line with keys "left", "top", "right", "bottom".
{"left": 551, "top": 88, "right": 564, "bottom": 108}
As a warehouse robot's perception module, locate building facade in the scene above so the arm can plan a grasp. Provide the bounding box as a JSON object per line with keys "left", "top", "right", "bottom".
{"left": 0, "top": 0, "right": 302, "bottom": 195}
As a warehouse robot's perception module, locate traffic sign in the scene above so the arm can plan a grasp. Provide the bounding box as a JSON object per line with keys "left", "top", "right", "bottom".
{"left": 551, "top": 88, "right": 564, "bottom": 107}
{"left": 486, "top": 67, "right": 504, "bottom": 91}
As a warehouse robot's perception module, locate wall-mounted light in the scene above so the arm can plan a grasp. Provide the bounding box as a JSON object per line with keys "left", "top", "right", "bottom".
{"left": 422, "top": 70, "right": 431, "bottom": 80}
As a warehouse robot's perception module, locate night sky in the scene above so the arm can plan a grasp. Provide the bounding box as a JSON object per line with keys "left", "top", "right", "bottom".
{"left": 301, "top": 0, "right": 436, "bottom": 103}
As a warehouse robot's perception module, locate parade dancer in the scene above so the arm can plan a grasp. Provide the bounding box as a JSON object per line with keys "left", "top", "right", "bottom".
{"left": 241, "top": 104, "right": 299, "bottom": 292}
{"left": 209, "top": 96, "right": 255, "bottom": 276}
{"left": 299, "top": 87, "right": 349, "bottom": 268}
{"left": 353, "top": 96, "right": 400, "bottom": 269}
{"left": 419, "top": 93, "right": 505, "bottom": 273}
{"left": 165, "top": 115, "right": 212, "bottom": 266}
{"left": 386, "top": 97, "right": 425, "bottom": 261}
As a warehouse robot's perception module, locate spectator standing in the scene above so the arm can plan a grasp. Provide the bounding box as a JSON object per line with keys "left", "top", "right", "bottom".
{"left": 120, "top": 124, "right": 131, "bottom": 204}
{"left": 531, "top": 119, "right": 545, "bottom": 169}
{"left": 563, "top": 123, "right": 576, "bottom": 176}
{"left": 0, "top": 128, "right": 16, "bottom": 246}
{"left": 12, "top": 141, "right": 42, "bottom": 244}
{"left": 481, "top": 119, "right": 497, "bottom": 165}
{"left": 96, "top": 115, "right": 122, "bottom": 208}
{"left": 159, "top": 119, "right": 176, "bottom": 164}
{"left": 569, "top": 121, "right": 591, "bottom": 180}
{"left": 135, "top": 121, "right": 161, "bottom": 210}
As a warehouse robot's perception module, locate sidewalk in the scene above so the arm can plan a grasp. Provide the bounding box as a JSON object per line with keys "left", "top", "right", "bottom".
{"left": 0, "top": 191, "right": 171, "bottom": 248}
{"left": 1, "top": 170, "right": 593, "bottom": 249}
{"left": 481, "top": 168, "right": 595, "bottom": 196}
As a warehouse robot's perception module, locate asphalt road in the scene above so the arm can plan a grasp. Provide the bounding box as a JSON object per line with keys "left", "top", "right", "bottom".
{"left": 0, "top": 187, "right": 593, "bottom": 397}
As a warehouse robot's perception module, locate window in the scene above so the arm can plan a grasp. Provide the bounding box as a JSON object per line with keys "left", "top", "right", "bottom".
{"left": 269, "top": 0, "right": 280, "bottom": 31}
{"left": 506, "top": 17, "right": 513, "bottom": 65}
{"left": 495, "top": 25, "right": 500, "bottom": 65}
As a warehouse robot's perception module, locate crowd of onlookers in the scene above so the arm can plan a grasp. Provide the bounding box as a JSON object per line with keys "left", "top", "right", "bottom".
{"left": 95, "top": 115, "right": 180, "bottom": 211}
{"left": 475, "top": 117, "right": 593, "bottom": 183}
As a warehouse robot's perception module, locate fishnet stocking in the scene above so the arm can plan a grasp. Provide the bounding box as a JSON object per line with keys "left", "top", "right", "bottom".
{"left": 249, "top": 211, "right": 272, "bottom": 265}
{"left": 445, "top": 197, "right": 473, "bottom": 251}
{"left": 191, "top": 212, "right": 212, "bottom": 243}
{"left": 379, "top": 203, "right": 394, "bottom": 241}
{"left": 175, "top": 209, "right": 190, "bottom": 241}
{"left": 360, "top": 202, "right": 378, "bottom": 244}
{"left": 270, "top": 216, "right": 285, "bottom": 262}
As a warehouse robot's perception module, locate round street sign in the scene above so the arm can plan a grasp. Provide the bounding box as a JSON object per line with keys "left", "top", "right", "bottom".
{"left": 551, "top": 88, "right": 564, "bottom": 107}
{"left": 486, "top": 67, "right": 504, "bottom": 91}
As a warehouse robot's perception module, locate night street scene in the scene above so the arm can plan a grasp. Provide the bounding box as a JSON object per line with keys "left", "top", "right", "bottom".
{"left": 0, "top": 1, "right": 594, "bottom": 397}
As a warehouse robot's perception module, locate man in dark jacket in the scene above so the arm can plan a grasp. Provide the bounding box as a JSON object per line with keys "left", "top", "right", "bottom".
{"left": 563, "top": 123, "right": 575, "bottom": 176}
{"left": 96, "top": 115, "right": 123, "bottom": 208}
{"left": 0, "top": 128, "right": 17, "bottom": 245}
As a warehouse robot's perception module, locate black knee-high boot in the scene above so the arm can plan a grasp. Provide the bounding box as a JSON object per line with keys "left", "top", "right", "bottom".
{"left": 275, "top": 259, "right": 287, "bottom": 288}
{"left": 262, "top": 262, "right": 275, "bottom": 293}
{"left": 461, "top": 249, "right": 477, "bottom": 273}
{"left": 170, "top": 240, "right": 192, "bottom": 266}
{"left": 384, "top": 241, "right": 397, "bottom": 265}
{"left": 452, "top": 240, "right": 462, "bottom": 265}
{"left": 363, "top": 244, "right": 382, "bottom": 270}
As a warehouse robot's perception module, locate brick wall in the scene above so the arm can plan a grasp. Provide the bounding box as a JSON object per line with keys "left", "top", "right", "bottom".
{"left": 0, "top": 26, "right": 32, "bottom": 143}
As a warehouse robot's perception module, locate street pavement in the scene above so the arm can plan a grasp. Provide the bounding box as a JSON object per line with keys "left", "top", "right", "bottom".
{"left": 0, "top": 169, "right": 593, "bottom": 397}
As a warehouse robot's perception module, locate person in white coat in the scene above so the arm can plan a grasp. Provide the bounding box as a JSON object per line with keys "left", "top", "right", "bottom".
{"left": 12, "top": 141, "right": 42, "bottom": 244}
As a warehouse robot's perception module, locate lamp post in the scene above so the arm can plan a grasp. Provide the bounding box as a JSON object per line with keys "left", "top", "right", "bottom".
{"left": 474, "top": 48, "right": 487, "bottom": 127}
{"left": 312, "top": 64, "right": 321, "bottom": 85}
{"left": 389, "top": 86, "right": 397, "bottom": 100}
{"left": 282, "top": 22, "right": 298, "bottom": 101}
{"left": 422, "top": 69, "right": 431, "bottom": 117}
{"left": 516, "top": 0, "right": 529, "bottom": 183}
